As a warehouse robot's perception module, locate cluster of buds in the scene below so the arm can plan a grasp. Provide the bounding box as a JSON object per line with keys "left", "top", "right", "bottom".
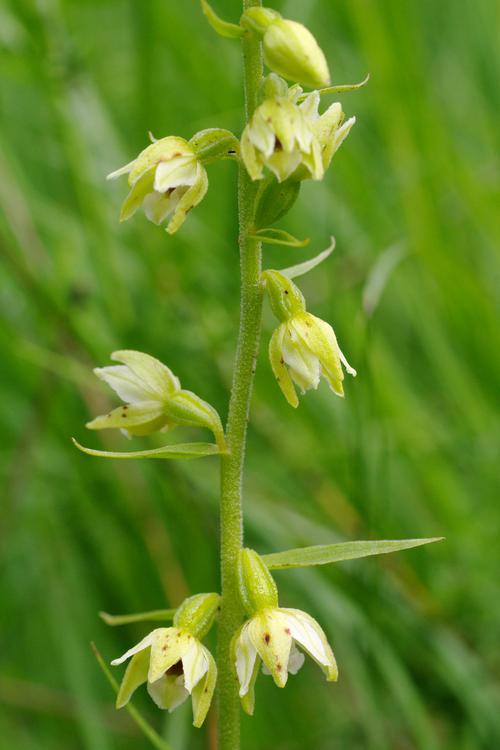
{"left": 263, "top": 270, "right": 356, "bottom": 407}
{"left": 111, "top": 550, "right": 336, "bottom": 723}
{"left": 87, "top": 349, "right": 226, "bottom": 450}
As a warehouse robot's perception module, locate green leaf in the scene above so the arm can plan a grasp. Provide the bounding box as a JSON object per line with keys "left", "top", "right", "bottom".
{"left": 250, "top": 228, "right": 310, "bottom": 248}
{"left": 298, "top": 73, "right": 370, "bottom": 101}
{"left": 200, "top": 0, "right": 244, "bottom": 38}
{"left": 99, "top": 608, "right": 176, "bottom": 626}
{"left": 91, "top": 643, "right": 173, "bottom": 750}
{"left": 262, "top": 538, "right": 444, "bottom": 570}
{"left": 254, "top": 174, "right": 301, "bottom": 228}
{"left": 278, "top": 236, "right": 335, "bottom": 279}
{"left": 72, "top": 438, "right": 221, "bottom": 460}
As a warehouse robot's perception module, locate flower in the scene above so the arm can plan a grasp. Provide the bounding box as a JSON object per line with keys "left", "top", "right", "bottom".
{"left": 263, "top": 270, "right": 356, "bottom": 407}
{"left": 234, "top": 548, "right": 337, "bottom": 714}
{"left": 269, "top": 311, "right": 357, "bottom": 406}
{"left": 241, "top": 96, "right": 323, "bottom": 182}
{"left": 87, "top": 349, "right": 225, "bottom": 448}
{"left": 112, "top": 627, "right": 216, "bottom": 727}
{"left": 107, "top": 136, "right": 208, "bottom": 234}
{"left": 111, "top": 593, "right": 219, "bottom": 727}
{"left": 300, "top": 90, "right": 356, "bottom": 173}
{"left": 241, "top": 8, "right": 330, "bottom": 89}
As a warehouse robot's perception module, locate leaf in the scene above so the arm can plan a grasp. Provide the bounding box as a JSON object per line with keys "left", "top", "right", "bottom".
{"left": 250, "top": 228, "right": 310, "bottom": 248}
{"left": 298, "top": 73, "right": 370, "bottom": 101}
{"left": 72, "top": 438, "right": 221, "bottom": 460}
{"left": 262, "top": 538, "right": 444, "bottom": 570}
{"left": 278, "top": 236, "right": 336, "bottom": 279}
{"left": 200, "top": 0, "right": 244, "bottom": 38}
{"left": 91, "top": 643, "right": 173, "bottom": 750}
{"left": 99, "top": 608, "right": 176, "bottom": 626}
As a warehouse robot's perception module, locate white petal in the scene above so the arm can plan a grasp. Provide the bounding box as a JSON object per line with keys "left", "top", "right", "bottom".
{"left": 147, "top": 674, "right": 189, "bottom": 711}
{"left": 154, "top": 156, "right": 198, "bottom": 192}
{"left": 249, "top": 114, "right": 276, "bottom": 158}
{"left": 182, "top": 641, "right": 209, "bottom": 694}
{"left": 282, "top": 326, "right": 320, "bottom": 391}
{"left": 94, "top": 365, "right": 158, "bottom": 403}
{"left": 283, "top": 610, "right": 332, "bottom": 668}
{"left": 287, "top": 643, "right": 305, "bottom": 675}
{"left": 299, "top": 91, "right": 320, "bottom": 122}
{"left": 111, "top": 631, "right": 156, "bottom": 666}
{"left": 143, "top": 190, "right": 176, "bottom": 225}
{"left": 235, "top": 624, "right": 258, "bottom": 697}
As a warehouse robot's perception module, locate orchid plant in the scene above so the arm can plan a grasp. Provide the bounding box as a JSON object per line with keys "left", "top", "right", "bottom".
{"left": 76, "top": 3, "right": 442, "bottom": 749}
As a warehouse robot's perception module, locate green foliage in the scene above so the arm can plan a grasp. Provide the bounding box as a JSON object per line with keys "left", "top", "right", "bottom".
{"left": 0, "top": 0, "right": 499, "bottom": 749}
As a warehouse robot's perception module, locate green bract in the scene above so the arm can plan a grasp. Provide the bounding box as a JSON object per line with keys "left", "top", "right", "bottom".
{"left": 86, "top": 350, "right": 226, "bottom": 449}
{"left": 107, "top": 135, "right": 208, "bottom": 234}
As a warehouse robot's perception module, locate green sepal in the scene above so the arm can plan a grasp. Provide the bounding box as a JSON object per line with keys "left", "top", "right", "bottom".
{"left": 174, "top": 593, "right": 221, "bottom": 640}
{"left": 254, "top": 174, "right": 301, "bottom": 228}
{"left": 190, "top": 128, "right": 240, "bottom": 164}
{"left": 238, "top": 548, "right": 279, "bottom": 616}
{"left": 99, "top": 609, "right": 176, "bottom": 626}
{"left": 192, "top": 648, "right": 217, "bottom": 727}
{"left": 201, "top": 0, "right": 244, "bottom": 38}
{"left": 72, "top": 438, "right": 221, "bottom": 460}
{"left": 250, "top": 228, "right": 310, "bottom": 248}
{"left": 116, "top": 649, "right": 150, "bottom": 709}
{"left": 262, "top": 537, "right": 445, "bottom": 570}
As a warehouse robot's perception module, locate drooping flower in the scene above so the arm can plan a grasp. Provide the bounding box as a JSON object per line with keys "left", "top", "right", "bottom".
{"left": 87, "top": 349, "right": 225, "bottom": 448}
{"left": 297, "top": 89, "right": 356, "bottom": 174}
{"left": 241, "top": 95, "right": 323, "bottom": 182}
{"left": 111, "top": 593, "right": 219, "bottom": 728}
{"left": 263, "top": 270, "right": 356, "bottom": 407}
{"left": 107, "top": 136, "right": 208, "bottom": 234}
{"left": 233, "top": 548, "right": 337, "bottom": 714}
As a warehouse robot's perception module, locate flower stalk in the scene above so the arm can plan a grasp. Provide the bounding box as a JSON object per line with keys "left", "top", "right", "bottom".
{"left": 216, "top": 3, "right": 264, "bottom": 748}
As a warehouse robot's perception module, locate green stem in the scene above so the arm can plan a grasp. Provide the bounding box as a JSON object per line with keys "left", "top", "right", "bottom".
{"left": 217, "top": 4, "right": 263, "bottom": 750}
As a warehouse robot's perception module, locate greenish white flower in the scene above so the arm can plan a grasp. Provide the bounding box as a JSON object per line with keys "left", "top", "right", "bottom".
{"left": 234, "top": 607, "right": 337, "bottom": 714}
{"left": 263, "top": 270, "right": 356, "bottom": 407}
{"left": 112, "top": 626, "right": 216, "bottom": 727}
{"left": 241, "top": 96, "right": 323, "bottom": 182}
{"left": 107, "top": 136, "right": 208, "bottom": 234}
{"left": 300, "top": 90, "right": 356, "bottom": 173}
{"left": 87, "top": 350, "right": 225, "bottom": 448}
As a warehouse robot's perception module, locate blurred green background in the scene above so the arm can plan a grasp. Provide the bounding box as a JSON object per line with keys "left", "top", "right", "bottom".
{"left": 1, "top": 0, "right": 499, "bottom": 748}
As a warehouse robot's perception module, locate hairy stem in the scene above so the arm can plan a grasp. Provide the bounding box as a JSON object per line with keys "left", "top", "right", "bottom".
{"left": 216, "top": 3, "right": 263, "bottom": 749}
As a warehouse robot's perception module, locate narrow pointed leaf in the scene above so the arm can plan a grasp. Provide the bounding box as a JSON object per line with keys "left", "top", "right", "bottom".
{"left": 91, "top": 643, "right": 173, "bottom": 750}
{"left": 262, "top": 538, "right": 444, "bottom": 570}
{"left": 278, "top": 236, "right": 335, "bottom": 279}
{"left": 250, "top": 228, "right": 310, "bottom": 248}
{"left": 99, "top": 609, "right": 176, "bottom": 626}
{"left": 72, "top": 438, "right": 221, "bottom": 460}
{"left": 200, "top": 0, "right": 244, "bottom": 38}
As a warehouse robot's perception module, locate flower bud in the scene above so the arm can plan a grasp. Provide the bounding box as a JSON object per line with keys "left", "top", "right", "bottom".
{"left": 263, "top": 18, "right": 330, "bottom": 89}
{"left": 262, "top": 270, "right": 306, "bottom": 321}
{"left": 238, "top": 548, "right": 278, "bottom": 616}
{"left": 174, "top": 593, "right": 221, "bottom": 640}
